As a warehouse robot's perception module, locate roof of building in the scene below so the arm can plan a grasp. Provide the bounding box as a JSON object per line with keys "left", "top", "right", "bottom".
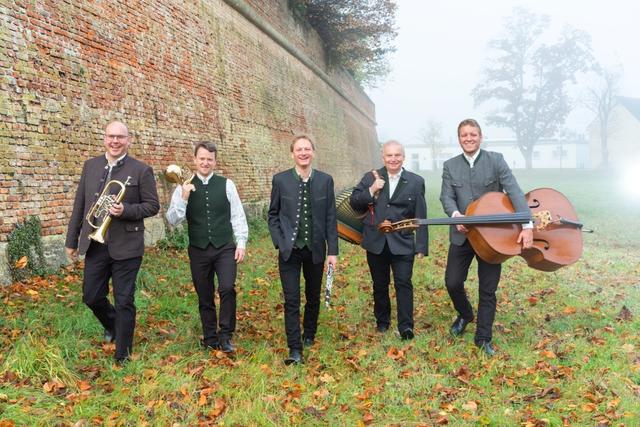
{"left": 618, "top": 96, "right": 640, "bottom": 121}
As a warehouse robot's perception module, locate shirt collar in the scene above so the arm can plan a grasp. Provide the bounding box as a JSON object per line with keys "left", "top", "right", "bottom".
{"left": 197, "top": 172, "right": 214, "bottom": 184}
{"left": 387, "top": 168, "right": 403, "bottom": 180}
{"left": 105, "top": 153, "right": 127, "bottom": 167}
{"left": 293, "top": 167, "right": 314, "bottom": 182}
{"left": 464, "top": 150, "right": 481, "bottom": 167}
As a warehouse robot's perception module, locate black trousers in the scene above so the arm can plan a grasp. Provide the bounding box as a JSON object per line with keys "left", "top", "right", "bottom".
{"left": 82, "top": 241, "right": 142, "bottom": 360}
{"left": 188, "top": 243, "right": 237, "bottom": 346}
{"left": 444, "top": 240, "right": 501, "bottom": 344}
{"left": 279, "top": 247, "right": 324, "bottom": 351}
{"left": 366, "top": 243, "right": 415, "bottom": 333}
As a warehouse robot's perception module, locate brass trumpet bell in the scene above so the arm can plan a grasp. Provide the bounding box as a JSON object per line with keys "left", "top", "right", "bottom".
{"left": 165, "top": 164, "right": 194, "bottom": 185}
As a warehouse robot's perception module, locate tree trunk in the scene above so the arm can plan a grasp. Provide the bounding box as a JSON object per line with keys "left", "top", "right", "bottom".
{"left": 600, "top": 130, "right": 609, "bottom": 168}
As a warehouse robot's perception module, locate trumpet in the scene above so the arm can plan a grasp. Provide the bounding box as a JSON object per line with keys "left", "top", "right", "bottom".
{"left": 86, "top": 176, "right": 131, "bottom": 243}
{"left": 165, "top": 164, "right": 195, "bottom": 186}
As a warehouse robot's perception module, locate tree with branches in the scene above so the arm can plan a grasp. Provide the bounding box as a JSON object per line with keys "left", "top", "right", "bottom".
{"left": 418, "top": 120, "right": 444, "bottom": 171}
{"left": 583, "top": 65, "right": 621, "bottom": 168}
{"left": 289, "top": 0, "right": 397, "bottom": 86}
{"left": 473, "top": 7, "right": 592, "bottom": 168}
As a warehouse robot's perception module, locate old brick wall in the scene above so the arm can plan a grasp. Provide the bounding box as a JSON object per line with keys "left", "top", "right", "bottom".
{"left": 0, "top": 0, "right": 378, "bottom": 247}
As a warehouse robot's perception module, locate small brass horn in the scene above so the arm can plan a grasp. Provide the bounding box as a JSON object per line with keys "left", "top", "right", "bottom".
{"left": 165, "top": 164, "right": 195, "bottom": 185}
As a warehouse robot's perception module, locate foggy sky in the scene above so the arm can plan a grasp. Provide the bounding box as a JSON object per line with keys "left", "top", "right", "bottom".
{"left": 366, "top": 0, "right": 640, "bottom": 145}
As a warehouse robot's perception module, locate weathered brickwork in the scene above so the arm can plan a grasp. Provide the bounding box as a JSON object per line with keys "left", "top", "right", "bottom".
{"left": 0, "top": 0, "right": 379, "bottom": 245}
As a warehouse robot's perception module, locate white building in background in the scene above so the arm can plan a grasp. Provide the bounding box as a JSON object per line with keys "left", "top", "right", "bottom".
{"left": 403, "top": 135, "right": 589, "bottom": 171}
{"left": 586, "top": 96, "right": 640, "bottom": 169}
{"left": 483, "top": 136, "right": 589, "bottom": 169}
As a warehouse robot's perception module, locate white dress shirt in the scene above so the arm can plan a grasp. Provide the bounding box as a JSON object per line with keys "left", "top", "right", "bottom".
{"left": 388, "top": 170, "right": 402, "bottom": 197}
{"left": 165, "top": 172, "right": 249, "bottom": 249}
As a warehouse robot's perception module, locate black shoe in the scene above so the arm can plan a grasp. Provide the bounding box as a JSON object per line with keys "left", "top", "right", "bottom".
{"left": 219, "top": 339, "right": 235, "bottom": 353}
{"left": 450, "top": 316, "right": 472, "bottom": 337}
{"left": 104, "top": 328, "right": 115, "bottom": 343}
{"left": 476, "top": 341, "right": 496, "bottom": 357}
{"left": 303, "top": 336, "right": 315, "bottom": 347}
{"left": 284, "top": 349, "right": 302, "bottom": 365}
{"left": 376, "top": 324, "right": 390, "bottom": 333}
{"left": 200, "top": 338, "right": 220, "bottom": 350}
{"left": 114, "top": 357, "right": 129, "bottom": 366}
{"left": 400, "top": 328, "right": 415, "bottom": 340}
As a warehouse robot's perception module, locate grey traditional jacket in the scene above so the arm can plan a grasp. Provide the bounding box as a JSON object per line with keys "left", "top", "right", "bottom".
{"left": 440, "top": 149, "right": 529, "bottom": 246}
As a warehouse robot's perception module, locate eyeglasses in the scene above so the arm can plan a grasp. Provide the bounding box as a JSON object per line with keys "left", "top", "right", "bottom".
{"left": 105, "top": 134, "right": 129, "bottom": 141}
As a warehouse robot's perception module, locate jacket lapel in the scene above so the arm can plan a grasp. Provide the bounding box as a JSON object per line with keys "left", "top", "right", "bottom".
{"left": 377, "top": 167, "right": 390, "bottom": 202}
{"left": 389, "top": 169, "right": 408, "bottom": 201}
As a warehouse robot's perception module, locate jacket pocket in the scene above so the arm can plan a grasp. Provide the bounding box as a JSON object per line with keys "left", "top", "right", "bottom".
{"left": 125, "top": 223, "right": 144, "bottom": 232}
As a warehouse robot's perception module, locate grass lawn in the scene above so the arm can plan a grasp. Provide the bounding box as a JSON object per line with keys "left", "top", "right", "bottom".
{"left": 1, "top": 169, "right": 639, "bottom": 426}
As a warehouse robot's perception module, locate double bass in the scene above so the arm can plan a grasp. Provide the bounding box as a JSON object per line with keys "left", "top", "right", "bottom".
{"left": 378, "top": 188, "right": 590, "bottom": 272}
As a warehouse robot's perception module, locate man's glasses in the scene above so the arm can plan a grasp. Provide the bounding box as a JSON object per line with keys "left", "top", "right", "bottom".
{"left": 105, "top": 134, "right": 129, "bottom": 141}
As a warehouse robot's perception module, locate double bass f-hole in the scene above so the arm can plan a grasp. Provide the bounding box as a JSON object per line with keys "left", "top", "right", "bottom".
{"left": 529, "top": 198, "right": 541, "bottom": 209}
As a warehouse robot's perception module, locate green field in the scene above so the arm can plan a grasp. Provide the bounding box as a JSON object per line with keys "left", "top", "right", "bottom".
{"left": 1, "top": 169, "right": 639, "bottom": 426}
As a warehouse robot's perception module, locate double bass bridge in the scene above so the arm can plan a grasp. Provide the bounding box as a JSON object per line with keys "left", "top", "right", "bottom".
{"left": 533, "top": 210, "right": 552, "bottom": 230}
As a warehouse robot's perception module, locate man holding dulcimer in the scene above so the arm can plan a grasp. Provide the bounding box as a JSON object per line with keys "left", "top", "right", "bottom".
{"left": 439, "top": 119, "right": 533, "bottom": 357}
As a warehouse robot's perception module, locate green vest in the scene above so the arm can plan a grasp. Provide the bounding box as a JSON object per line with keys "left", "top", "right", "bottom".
{"left": 294, "top": 171, "right": 313, "bottom": 249}
{"left": 186, "top": 175, "right": 233, "bottom": 249}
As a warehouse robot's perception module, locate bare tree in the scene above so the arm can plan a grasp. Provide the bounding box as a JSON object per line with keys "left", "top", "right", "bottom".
{"left": 473, "top": 7, "right": 592, "bottom": 168}
{"left": 418, "top": 120, "right": 443, "bottom": 170}
{"left": 583, "top": 65, "right": 621, "bottom": 168}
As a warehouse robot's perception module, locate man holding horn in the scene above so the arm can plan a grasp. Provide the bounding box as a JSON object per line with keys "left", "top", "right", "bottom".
{"left": 166, "top": 141, "right": 248, "bottom": 354}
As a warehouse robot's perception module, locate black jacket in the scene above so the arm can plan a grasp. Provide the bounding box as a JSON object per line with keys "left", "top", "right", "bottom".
{"left": 268, "top": 168, "right": 338, "bottom": 264}
{"left": 350, "top": 167, "right": 428, "bottom": 256}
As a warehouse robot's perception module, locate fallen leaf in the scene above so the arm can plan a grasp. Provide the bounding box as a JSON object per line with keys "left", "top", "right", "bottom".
{"left": 362, "top": 412, "right": 374, "bottom": 424}
{"left": 563, "top": 306, "right": 577, "bottom": 314}
{"left": 15, "top": 256, "right": 28, "bottom": 269}
{"left": 387, "top": 347, "right": 405, "bottom": 361}
{"left": 319, "top": 373, "right": 335, "bottom": 383}
{"left": 617, "top": 305, "right": 633, "bottom": 321}
{"left": 209, "top": 398, "right": 226, "bottom": 418}
{"left": 540, "top": 350, "right": 557, "bottom": 359}
{"left": 462, "top": 401, "right": 478, "bottom": 412}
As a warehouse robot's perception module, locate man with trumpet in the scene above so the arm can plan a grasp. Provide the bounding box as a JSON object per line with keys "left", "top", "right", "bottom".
{"left": 166, "top": 141, "right": 248, "bottom": 354}
{"left": 66, "top": 120, "right": 159, "bottom": 365}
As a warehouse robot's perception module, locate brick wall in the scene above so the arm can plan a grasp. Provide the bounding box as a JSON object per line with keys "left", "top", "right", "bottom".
{"left": 0, "top": 0, "right": 379, "bottom": 242}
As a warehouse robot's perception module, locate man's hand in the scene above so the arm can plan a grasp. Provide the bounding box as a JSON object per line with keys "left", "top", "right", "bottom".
{"left": 109, "top": 202, "right": 124, "bottom": 217}
{"left": 416, "top": 253, "right": 425, "bottom": 259}
{"left": 326, "top": 255, "right": 337, "bottom": 269}
{"left": 66, "top": 247, "right": 78, "bottom": 262}
{"left": 369, "top": 170, "right": 385, "bottom": 198}
{"left": 235, "top": 248, "right": 246, "bottom": 263}
{"left": 453, "top": 211, "right": 468, "bottom": 233}
{"left": 181, "top": 182, "right": 196, "bottom": 201}
{"left": 517, "top": 228, "right": 534, "bottom": 249}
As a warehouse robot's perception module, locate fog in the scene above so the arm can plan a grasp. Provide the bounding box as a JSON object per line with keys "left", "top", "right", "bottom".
{"left": 366, "top": 0, "right": 640, "bottom": 145}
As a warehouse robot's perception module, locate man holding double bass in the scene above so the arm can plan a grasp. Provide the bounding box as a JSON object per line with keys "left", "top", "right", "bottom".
{"left": 440, "top": 118, "right": 533, "bottom": 357}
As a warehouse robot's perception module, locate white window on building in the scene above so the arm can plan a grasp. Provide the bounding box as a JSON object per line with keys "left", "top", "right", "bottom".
{"left": 552, "top": 147, "right": 568, "bottom": 158}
